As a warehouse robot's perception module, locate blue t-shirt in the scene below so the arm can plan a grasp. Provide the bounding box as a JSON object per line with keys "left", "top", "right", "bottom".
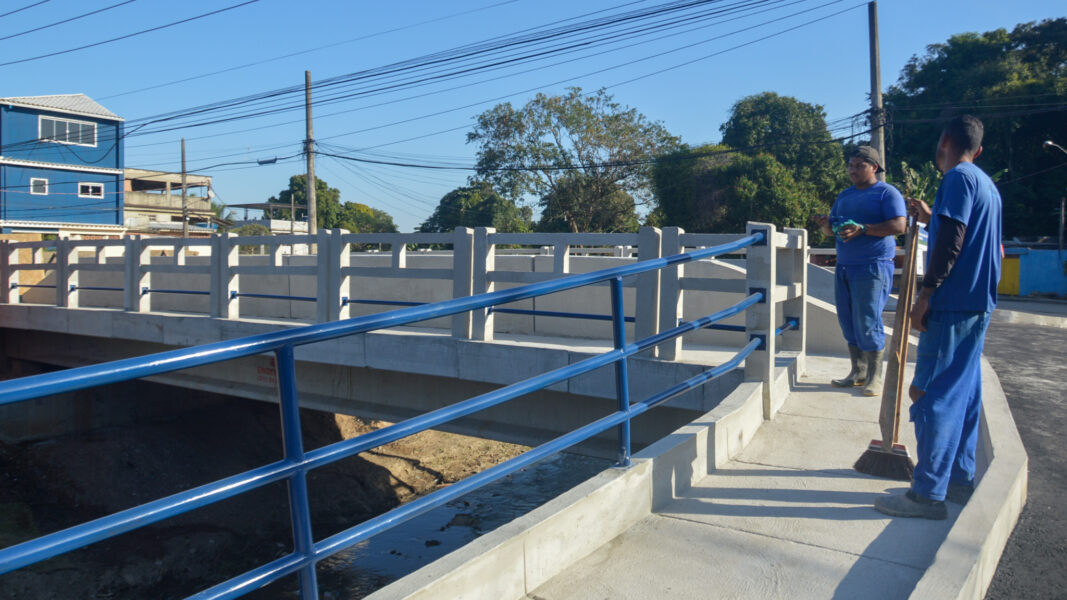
{"left": 927, "top": 162, "right": 1002, "bottom": 313}
{"left": 830, "top": 181, "right": 906, "bottom": 265}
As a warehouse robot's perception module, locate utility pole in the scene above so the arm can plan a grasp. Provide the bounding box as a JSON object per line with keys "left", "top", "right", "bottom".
{"left": 181, "top": 138, "right": 188, "bottom": 237}
{"left": 868, "top": 1, "right": 885, "bottom": 181}
{"left": 304, "top": 70, "right": 317, "bottom": 237}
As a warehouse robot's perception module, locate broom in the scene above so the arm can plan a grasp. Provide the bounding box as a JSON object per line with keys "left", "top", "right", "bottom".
{"left": 854, "top": 216, "right": 920, "bottom": 480}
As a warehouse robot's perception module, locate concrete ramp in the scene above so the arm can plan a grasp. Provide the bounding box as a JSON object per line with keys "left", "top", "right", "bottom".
{"left": 372, "top": 356, "right": 1026, "bottom": 600}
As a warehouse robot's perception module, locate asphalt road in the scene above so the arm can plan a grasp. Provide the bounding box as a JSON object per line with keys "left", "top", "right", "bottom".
{"left": 983, "top": 320, "right": 1067, "bottom": 599}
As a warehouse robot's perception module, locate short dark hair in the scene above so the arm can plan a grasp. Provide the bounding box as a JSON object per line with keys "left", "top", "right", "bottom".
{"left": 942, "top": 115, "right": 984, "bottom": 155}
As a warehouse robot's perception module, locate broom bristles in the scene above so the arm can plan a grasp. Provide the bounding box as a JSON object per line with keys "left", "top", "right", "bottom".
{"left": 854, "top": 440, "right": 914, "bottom": 481}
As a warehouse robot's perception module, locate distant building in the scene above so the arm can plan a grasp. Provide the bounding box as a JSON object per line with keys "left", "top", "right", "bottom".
{"left": 0, "top": 94, "right": 125, "bottom": 237}
{"left": 123, "top": 168, "right": 218, "bottom": 236}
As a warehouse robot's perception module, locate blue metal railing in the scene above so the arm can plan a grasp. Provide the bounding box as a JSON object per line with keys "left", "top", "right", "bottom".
{"left": 0, "top": 230, "right": 787, "bottom": 599}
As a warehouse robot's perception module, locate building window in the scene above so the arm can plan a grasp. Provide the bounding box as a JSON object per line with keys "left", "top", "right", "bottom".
{"left": 30, "top": 178, "right": 48, "bottom": 195}
{"left": 40, "top": 116, "right": 97, "bottom": 146}
{"left": 78, "top": 183, "right": 104, "bottom": 198}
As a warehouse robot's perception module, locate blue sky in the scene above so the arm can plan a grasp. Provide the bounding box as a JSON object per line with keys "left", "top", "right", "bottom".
{"left": 2, "top": 0, "right": 1062, "bottom": 231}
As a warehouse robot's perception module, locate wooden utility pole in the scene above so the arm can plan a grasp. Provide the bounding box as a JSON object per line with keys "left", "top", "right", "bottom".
{"left": 868, "top": 1, "right": 885, "bottom": 181}
{"left": 181, "top": 138, "right": 188, "bottom": 237}
{"left": 304, "top": 70, "right": 317, "bottom": 236}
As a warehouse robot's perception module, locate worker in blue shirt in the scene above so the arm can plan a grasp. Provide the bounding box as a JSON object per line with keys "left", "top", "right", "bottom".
{"left": 875, "top": 115, "right": 1002, "bottom": 520}
{"left": 814, "top": 146, "right": 906, "bottom": 397}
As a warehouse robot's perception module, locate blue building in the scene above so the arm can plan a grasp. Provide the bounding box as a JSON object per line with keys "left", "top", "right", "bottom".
{"left": 0, "top": 94, "right": 124, "bottom": 233}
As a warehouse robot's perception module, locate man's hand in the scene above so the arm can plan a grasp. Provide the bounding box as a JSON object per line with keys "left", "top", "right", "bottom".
{"left": 812, "top": 214, "right": 832, "bottom": 237}
{"left": 908, "top": 197, "right": 932, "bottom": 225}
{"left": 837, "top": 223, "right": 864, "bottom": 242}
{"left": 910, "top": 294, "right": 930, "bottom": 332}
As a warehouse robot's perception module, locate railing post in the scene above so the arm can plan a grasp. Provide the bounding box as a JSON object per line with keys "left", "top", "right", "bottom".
{"left": 1, "top": 241, "right": 15, "bottom": 304}
{"left": 744, "top": 222, "right": 777, "bottom": 419}
{"left": 124, "top": 236, "right": 151, "bottom": 313}
{"left": 58, "top": 238, "right": 80, "bottom": 309}
{"left": 333, "top": 229, "right": 351, "bottom": 321}
{"left": 451, "top": 227, "right": 475, "bottom": 339}
{"left": 274, "top": 345, "right": 319, "bottom": 600}
{"left": 211, "top": 233, "right": 239, "bottom": 319}
{"left": 471, "top": 227, "right": 496, "bottom": 341}
{"left": 610, "top": 276, "right": 631, "bottom": 467}
{"left": 552, "top": 242, "right": 570, "bottom": 275}
{"left": 635, "top": 226, "right": 662, "bottom": 357}
{"left": 316, "top": 229, "right": 332, "bottom": 323}
{"left": 782, "top": 227, "right": 808, "bottom": 376}
{"left": 658, "top": 227, "right": 685, "bottom": 360}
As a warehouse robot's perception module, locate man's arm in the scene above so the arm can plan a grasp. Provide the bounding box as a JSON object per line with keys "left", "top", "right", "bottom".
{"left": 837, "top": 216, "right": 906, "bottom": 241}
{"left": 910, "top": 215, "right": 967, "bottom": 331}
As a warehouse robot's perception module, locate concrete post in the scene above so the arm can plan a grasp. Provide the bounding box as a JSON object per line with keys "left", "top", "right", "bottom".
{"left": 451, "top": 227, "right": 475, "bottom": 339}
{"left": 782, "top": 227, "right": 808, "bottom": 377}
{"left": 58, "top": 238, "right": 80, "bottom": 308}
{"left": 176, "top": 241, "right": 186, "bottom": 266}
{"left": 635, "top": 226, "right": 662, "bottom": 357}
{"left": 391, "top": 240, "right": 407, "bottom": 270}
{"left": 211, "top": 233, "right": 239, "bottom": 319}
{"left": 124, "top": 236, "right": 151, "bottom": 313}
{"left": 1, "top": 241, "right": 16, "bottom": 304}
{"left": 659, "top": 227, "right": 685, "bottom": 360}
{"left": 316, "top": 229, "right": 332, "bottom": 323}
{"left": 472, "top": 227, "right": 496, "bottom": 341}
{"left": 333, "top": 229, "right": 351, "bottom": 321}
{"left": 744, "top": 222, "right": 777, "bottom": 419}
{"left": 552, "top": 242, "right": 570, "bottom": 275}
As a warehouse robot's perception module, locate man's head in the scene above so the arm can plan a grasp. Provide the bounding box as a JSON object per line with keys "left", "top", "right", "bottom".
{"left": 936, "top": 115, "right": 984, "bottom": 172}
{"left": 847, "top": 145, "right": 882, "bottom": 188}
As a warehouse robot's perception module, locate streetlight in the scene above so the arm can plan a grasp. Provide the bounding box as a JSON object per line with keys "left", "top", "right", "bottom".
{"left": 1044, "top": 140, "right": 1067, "bottom": 155}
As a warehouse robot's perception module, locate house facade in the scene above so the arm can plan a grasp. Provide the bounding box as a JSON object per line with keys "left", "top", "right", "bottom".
{"left": 0, "top": 94, "right": 125, "bottom": 235}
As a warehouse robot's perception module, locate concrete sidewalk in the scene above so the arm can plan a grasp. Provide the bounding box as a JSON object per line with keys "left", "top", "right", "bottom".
{"left": 526, "top": 357, "right": 969, "bottom": 600}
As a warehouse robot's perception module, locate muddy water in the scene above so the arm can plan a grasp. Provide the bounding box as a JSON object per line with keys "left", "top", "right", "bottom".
{"left": 317, "top": 453, "right": 611, "bottom": 597}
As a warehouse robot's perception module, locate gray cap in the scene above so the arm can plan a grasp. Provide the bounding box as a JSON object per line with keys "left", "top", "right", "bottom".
{"left": 850, "top": 145, "right": 885, "bottom": 173}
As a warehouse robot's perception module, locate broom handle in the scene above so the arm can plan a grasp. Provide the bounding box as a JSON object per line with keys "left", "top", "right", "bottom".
{"left": 878, "top": 217, "right": 920, "bottom": 448}
{"left": 891, "top": 218, "right": 920, "bottom": 444}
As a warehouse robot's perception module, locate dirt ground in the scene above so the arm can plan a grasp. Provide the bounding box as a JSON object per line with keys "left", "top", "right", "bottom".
{"left": 0, "top": 390, "right": 527, "bottom": 599}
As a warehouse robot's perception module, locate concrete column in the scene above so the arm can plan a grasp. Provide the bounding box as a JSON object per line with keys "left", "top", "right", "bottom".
{"left": 124, "top": 236, "right": 152, "bottom": 313}
{"left": 211, "top": 233, "right": 239, "bottom": 319}
{"left": 0, "top": 239, "right": 10, "bottom": 301}
{"left": 57, "top": 237, "right": 80, "bottom": 308}
{"left": 334, "top": 229, "right": 351, "bottom": 321}
{"left": 782, "top": 227, "right": 808, "bottom": 377}
{"left": 744, "top": 222, "right": 777, "bottom": 419}
{"left": 635, "top": 226, "right": 662, "bottom": 357}
{"left": 316, "top": 229, "right": 332, "bottom": 323}
{"left": 552, "top": 243, "right": 570, "bottom": 275}
{"left": 391, "top": 240, "right": 407, "bottom": 270}
{"left": 659, "top": 227, "right": 685, "bottom": 360}
{"left": 451, "top": 227, "right": 475, "bottom": 339}
{"left": 471, "top": 227, "right": 497, "bottom": 341}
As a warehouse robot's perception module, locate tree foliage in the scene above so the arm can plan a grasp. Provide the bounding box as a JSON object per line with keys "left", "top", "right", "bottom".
{"left": 651, "top": 145, "right": 822, "bottom": 236}
{"left": 268, "top": 174, "right": 397, "bottom": 233}
{"left": 419, "top": 182, "right": 531, "bottom": 233}
{"left": 537, "top": 174, "right": 638, "bottom": 233}
{"left": 719, "top": 92, "right": 847, "bottom": 206}
{"left": 467, "top": 87, "right": 679, "bottom": 233}
{"left": 884, "top": 18, "right": 1067, "bottom": 237}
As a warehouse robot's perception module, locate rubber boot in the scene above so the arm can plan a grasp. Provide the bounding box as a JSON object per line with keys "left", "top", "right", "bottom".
{"left": 832, "top": 345, "right": 867, "bottom": 387}
{"left": 862, "top": 350, "right": 884, "bottom": 397}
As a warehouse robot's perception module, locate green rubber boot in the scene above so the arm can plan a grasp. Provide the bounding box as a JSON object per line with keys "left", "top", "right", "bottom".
{"left": 862, "top": 350, "right": 885, "bottom": 397}
{"left": 832, "top": 345, "right": 867, "bottom": 387}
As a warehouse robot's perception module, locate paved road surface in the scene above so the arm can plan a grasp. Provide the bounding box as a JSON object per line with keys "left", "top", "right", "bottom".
{"left": 983, "top": 320, "right": 1067, "bottom": 599}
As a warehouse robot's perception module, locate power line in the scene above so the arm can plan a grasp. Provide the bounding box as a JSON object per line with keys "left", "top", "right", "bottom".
{"left": 0, "top": 1, "right": 49, "bottom": 20}
{"left": 0, "top": 0, "right": 262, "bottom": 68}
{"left": 0, "top": 0, "right": 137, "bottom": 43}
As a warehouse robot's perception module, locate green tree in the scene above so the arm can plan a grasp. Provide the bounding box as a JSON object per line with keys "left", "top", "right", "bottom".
{"left": 210, "top": 200, "right": 235, "bottom": 232}
{"left": 338, "top": 202, "right": 398, "bottom": 234}
{"left": 231, "top": 223, "right": 271, "bottom": 254}
{"left": 467, "top": 87, "right": 680, "bottom": 233}
{"left": 884, "top": 18, "right": 1067, "bottom": 236}
{"left": 537, "top": 174, "right": 638, "bottom": 233}
{"left": 719, "top": 92, "right": 847, "bottom": 206}
{"left": 419, "top": 182, "right": 531, "bottom": 233}
{"left": 268, "top": 174, "right": 398, "bottom": 233}
{"left": 651, "top": 147, "right": 822, "bottom": 237}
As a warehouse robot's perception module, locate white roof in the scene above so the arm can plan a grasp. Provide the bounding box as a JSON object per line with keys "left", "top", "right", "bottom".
{"left": 0, "top": 94, "right": 122, "bottom": 121}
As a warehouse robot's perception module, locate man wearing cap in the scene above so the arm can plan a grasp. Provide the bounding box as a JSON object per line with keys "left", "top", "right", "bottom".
{"left": 814, "top": 146, "right": 906, "bottom": 396}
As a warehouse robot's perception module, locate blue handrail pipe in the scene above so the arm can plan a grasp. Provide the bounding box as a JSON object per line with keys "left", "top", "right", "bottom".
{"left": 0, "top": 231, "right": 792, "bottom": 599}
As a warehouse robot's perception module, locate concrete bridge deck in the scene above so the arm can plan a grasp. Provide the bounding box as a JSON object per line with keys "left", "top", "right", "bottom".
{"left": 374, "top": 350, "right": 1028, "bottom": 600}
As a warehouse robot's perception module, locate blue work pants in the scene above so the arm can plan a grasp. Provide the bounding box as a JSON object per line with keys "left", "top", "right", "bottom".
{"left": 834, "top": 260, "right": 893, "bottom": 352}
{"left": 909, "top": 310, "right": 990, "bottom": 501}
